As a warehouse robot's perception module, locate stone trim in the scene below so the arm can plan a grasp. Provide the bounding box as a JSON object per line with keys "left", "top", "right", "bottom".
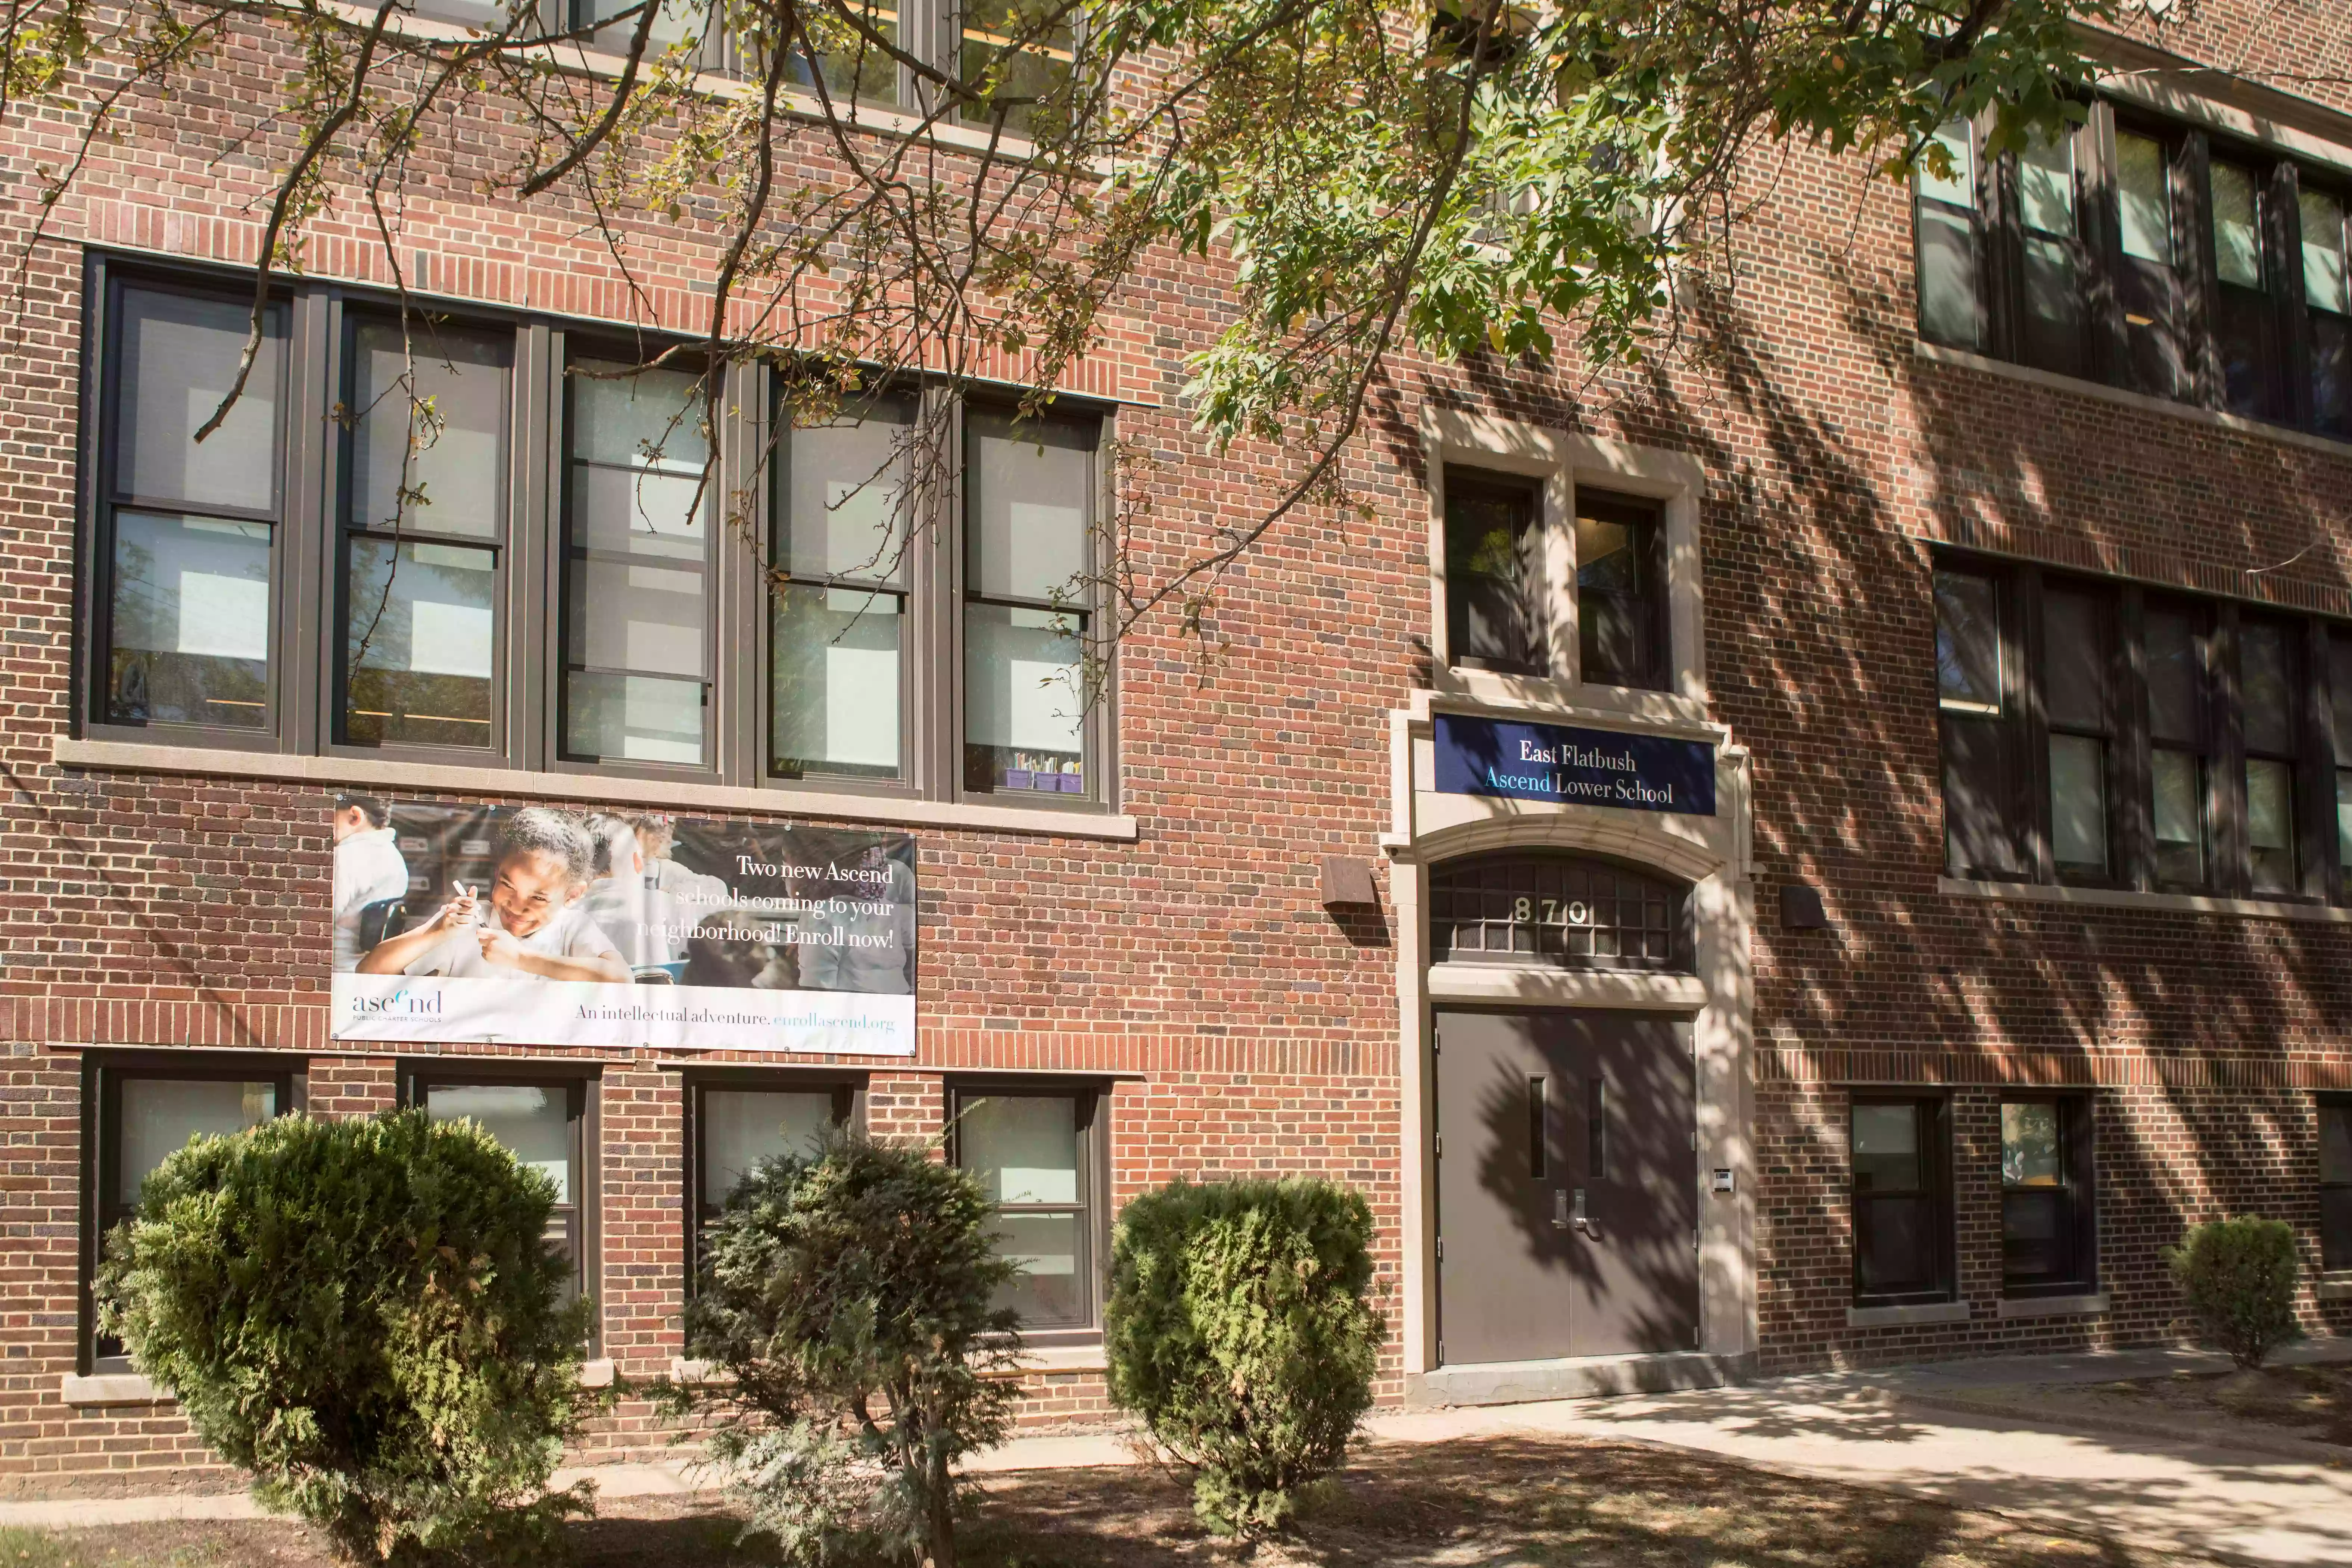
{"left": 1938, "top": 875, "right": 2352, "bottom": 924}
{"left": 1846, "top": 1300, "right": 1971, "bottom": 1329}
{"left": 1995, "top": 1292, "right": 2110, "bottom": 1320}
{"left": 58, "top": 1372, "right": 166, "bottom": 1407}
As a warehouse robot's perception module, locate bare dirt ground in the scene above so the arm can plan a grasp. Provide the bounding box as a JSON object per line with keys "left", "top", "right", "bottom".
{"left": 0, "top": 1433, "right": 2227, "bottom": 1567}
{"left": 1929, "top": 1362, "right": 2352, "bottom": 1455}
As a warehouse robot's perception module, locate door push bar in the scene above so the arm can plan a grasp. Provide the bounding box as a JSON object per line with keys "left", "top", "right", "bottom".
{"left": 1551, "top": 1188, "right": 1592, "bottom": 1235}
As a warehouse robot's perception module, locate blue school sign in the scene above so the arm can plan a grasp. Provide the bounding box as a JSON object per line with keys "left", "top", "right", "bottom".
{"left": 1433, "top": 712, "right": 1716, "bottom": 816}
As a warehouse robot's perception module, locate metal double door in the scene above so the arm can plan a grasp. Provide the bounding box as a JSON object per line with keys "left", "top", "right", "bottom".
{"left": 1433, "top": 1007, "right": 1698, "bottom": 1365}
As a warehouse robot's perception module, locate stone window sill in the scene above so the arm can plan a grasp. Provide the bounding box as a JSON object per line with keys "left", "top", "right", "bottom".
{"left": 1997, "top": 1292, "right": 2108, "bottom": 1319}
{"left": 1847, "top": 1299, "right": 1970, "bottom": 1329}
{"left": 1938, "top": 876, "right": 2352, "bottom": 925}
{"left": 52, "top": 735, "right": 1139, "bottom": 843}
{"left": 2320, "top": 1273, "right": 2352, "bottom": 1301}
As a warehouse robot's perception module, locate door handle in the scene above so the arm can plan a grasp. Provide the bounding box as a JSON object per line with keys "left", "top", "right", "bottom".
{"left": 1551, "top": 1188, "right": 1570, "bottom": 1229}
{"left": 1572, "top": 1187, "right": 1591, "bottom": 1235}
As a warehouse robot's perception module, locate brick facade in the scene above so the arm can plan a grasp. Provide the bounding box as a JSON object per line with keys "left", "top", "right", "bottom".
{"left": 4, "top": 0, "right": 2352, "bottom": 1481}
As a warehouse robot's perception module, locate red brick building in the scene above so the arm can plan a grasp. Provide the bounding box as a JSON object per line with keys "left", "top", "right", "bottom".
{"left": 6, "top": 0, "right": 2352, "bottom": 1483}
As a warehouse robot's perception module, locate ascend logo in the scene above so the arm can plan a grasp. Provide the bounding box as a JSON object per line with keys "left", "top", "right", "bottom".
{"left": 350, "top": 988, "right": 443, "bottom": 1016}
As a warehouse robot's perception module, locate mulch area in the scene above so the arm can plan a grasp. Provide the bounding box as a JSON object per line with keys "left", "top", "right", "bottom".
{"left": 0, "top": 1433, "right": 2222, "bottom": 1567}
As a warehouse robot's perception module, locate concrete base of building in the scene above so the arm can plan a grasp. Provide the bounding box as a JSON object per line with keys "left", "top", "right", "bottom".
{"left": 1405, "top": 1350, "right": 1754, "bottom": 1407}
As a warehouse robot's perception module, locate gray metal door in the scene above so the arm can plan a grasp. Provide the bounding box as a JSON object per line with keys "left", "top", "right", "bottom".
{"left": 1433, "top": 1008, "right": 1697, "bottom": 1365}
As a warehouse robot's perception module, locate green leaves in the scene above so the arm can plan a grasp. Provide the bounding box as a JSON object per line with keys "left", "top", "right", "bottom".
{"left": 97, "top": 1110, "right": 593, "bottom": 1566}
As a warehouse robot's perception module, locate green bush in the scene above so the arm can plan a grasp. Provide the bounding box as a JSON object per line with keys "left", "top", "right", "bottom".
{"left": 683, "top": 1135, "right": 1021, "bottom": 1568}
{"left": 1104, "top": 1177, "right": 1383, "bottom": 1537}
{"left": 2166, "top": 1215, "right": 2301, "bottom": 1369}
{"left": 97, "top": 1109, "right": 595, "bottom": 1565}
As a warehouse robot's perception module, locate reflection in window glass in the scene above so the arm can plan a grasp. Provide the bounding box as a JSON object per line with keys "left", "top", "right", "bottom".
{"left": 2001, "top": 1101, "right": 2062, "bottom": 1187}
{"left": 346, "top": 541, "right": 497, "bottom": 748}
{"left": 2049, "top": 734, "right": 2107, "bottom": 876}
{"left": 2247, "top": 757, "right": 2297, "bottom": 895}
{"left": 960, "top": 0, "right": 1074, "bottom": 137}
{"left": 2303, "top": 190, "right": 2349, "bottom": 313}
{"left": 116, "top": 288, "right": 283, "bottom": 515}
{"left": 792, "top": 0, "right": 900, "bottom": 104}
{"left": 118, "top": 1079, "right": 274, "bottom": 1203}
{"left": 1575, "top": 491, "right": 1666, "bottom": 690}
{"left": 426, "top": 1083, "right": 573, "bottom": 1199}
{"left": 2152, "top": 750, "right": 2205, "bottom": 887}
{"left": 1851, "top": 1103, "right": 1921, "bottom": 1193}
{"left": 1934, "top": 571, "right": 2000, "bottom": 711}
{"left": 563, "top": 359, "right": 712, "bottom": 765}
{"left": 1446, "top": 474, "right": 1542, "bottom": 673}
{"left": 1913, "top": 121, "right": 1980, "bottom": 350}
{"left": 2211, "top": 163, "right": 2264, "bottom": 289}
{"left": 772, "top": 586, "right": 903, "bottom": 779}
{"left": 959, "top": 1094, "right": 1089, "bottom": 1327}
{"left": 108, "top": 512, "right": 273, "bottom": 728}
{"left": 700, "top": 1089, "right": 834, "bottom": 1208}
{"left": 964, "top": 410, "right": 1093, "bottom": 795}
{"left": 2116, "top": 133, "right": 2172, "bottom": 263}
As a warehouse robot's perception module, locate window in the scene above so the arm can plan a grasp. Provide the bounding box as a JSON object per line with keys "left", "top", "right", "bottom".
{"left": 79, "top": 260, "right": 1119, "bottom": 811}
{"left": 1574, "top": 488, "right": 1668, "bottom": 691}
{"left": 1444, "top": 470, "right": 1544, "bottom": 674}
{"left": 772, "top": 391, "right": 916, "bottom": 782}
{"left": 97, "top": 283, "right": 287, "bottom": 733}
{"left": 412, "top": 1073, "right": 595, "bottom": 1319}
{"left": 2146, "top": 601, "right": 2213, "bottom": 889}
{"left": 960, "top": 0, "right": 1075, "bottom": 137}
{"left": 2304, "top": 186, "right": 2352, "bottom": 438}
{"left": 951, "top": 1087, "right": 1102, "bottom": 1332}
{"left": 1936, "top": 566, "right": 2018, "bottom": 878}
{"left": 2015, "top": 127, "right": 2088, "bottom": 378}
{"left": 2210, "top": 160, "right": 2280, "bottom": 419}
{"left": 687, "top": 1078, "right": 858, "bottom": 1273}
{"left": 2322, "top": 1097, "right": 2352, "bottom": 1272}
{"left": 2238, "top": 617, "right": 2303, "bottom": 895}
{"left": 1429, "top": 850, "right": 1689, "bottom": 970}
{"left": 1851, "top": 1095, "right": 1951, "bottom": 1306}
{"left": 339, "top": 318, "right": 511, "bottom": 751}
{"left": 2001, "top": 1096, "right": 2096, "bottom": 1296}
{"left": 2330, "top": 633, "right": 2352, "bottom": 885}
{"left": 2042, "top": 585, "right": 2115, "bottom": 880}
{"left": 1914, "top": 120, "right": 1983, "bottom": 352}
{"left": 963, "top": 407, "right": 1097, "bottom": 798}
{"left": 561, "top": 355, "right": 715, "bottom": 769}
{"left": 792, "top": 0, "right": 901, "bottom": 104}
{"left": 1912, "top": 105, "right": 2352, "bottom": 437}
{"left": 84, "top": 1059, "right": 296, "bottom": 1368}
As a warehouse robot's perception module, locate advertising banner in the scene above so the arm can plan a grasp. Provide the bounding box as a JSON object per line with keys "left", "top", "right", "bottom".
{"left": 1432, "top": 711, "right": 1717, "bottom": 816}
{"left": 330, "top": 800, "right": 916, "bottom": 1053}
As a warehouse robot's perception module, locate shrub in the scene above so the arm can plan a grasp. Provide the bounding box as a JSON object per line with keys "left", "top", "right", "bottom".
{"left": 2166, "top": 1215, "right": 2301, "bottom": 1369}
{"left": 97, "top": 1109, "right": 595, "bottom": 1565}
{"left": 1104, "top": 1177, "right": 1383, "bottom": 1537}
{"left": 683, "top": 1134, "right": 1021, "bottom": 1568}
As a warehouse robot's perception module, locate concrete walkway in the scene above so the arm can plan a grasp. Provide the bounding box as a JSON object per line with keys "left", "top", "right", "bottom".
{"left": 7, "top": 1344, "right": 2352, "bottom": 1565}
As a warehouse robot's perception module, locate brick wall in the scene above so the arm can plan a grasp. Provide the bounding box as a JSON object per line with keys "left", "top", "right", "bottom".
{"left": 0, "top": 0, "right": 2348, "bottom": 1478}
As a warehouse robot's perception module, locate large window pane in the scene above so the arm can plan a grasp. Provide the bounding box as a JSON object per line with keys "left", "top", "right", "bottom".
{"left": 2018, "top": 133, "right": 2075, "bottom": 237}
{"left": 345, "top": 539, "right": 495, "bottom": 748}
{"left": 960, "top": 1095, "right": 1079, "bottom": 1203}
{"left": 116, "top": 288, "right": 283, "bottom": 514}
{"left": 2042, "top": 590, "right": 2103, "bottom": 729}
{"left": 348, "top": 322, "right": 508, "bottom": 540}
{"left": 2303, "top": 189, "right": 2349, "bottom": 312}
{"left": 792, "top": 0, "right": 900, "bottom": 103}
{"left": 967, "top": 411, "right": 1090, "bottom": 602}
{"left": 771, "top": 585, "right": 902, "bottom": 778}
{"left": 2240, "top": 621, "right": 2296, "bottom": 756}
{"left": 1935, "top": 571, "right": 2001, "bottom": 711}
{"left": 2016, "top": 131, "right": 2083, "bottom": 374}
{"left": 564, "top": 360, "right": 712, "bottom": 765}
{"left": 965, "top": 603, "right": 1082, "bottom": 791}
{"left": 118, "top": 1079, "right": 275, "bottom": 1203}
{"left": 2152, "top": 748, "right": 2206, "bottom": 886}
{"left": 960, "top": 0, "right": 1074, "bottom": 136}
{"left": 1446, "top": 473, "right": 1542, "bottom": 673}
{"left": 781, "top": 396, "right": 914, "bottom": 585}
{"left": 990, "top": 1211, "right": 1082, "bottom": 1321}
{"left": 2002, "top": 1101, "right": 2061, "bottom": 1185}
{"left": 581, "top": 0, "right": 706, "bottom": 54}
{"left": 2146, "top": 607, "right": 2203, "bottom": 744}
{"left": 1851, "top": 1103, "right": 1920, "bottom": 1193}
{"left": 1576, "top": 491, "right": 1667, "bottom": 690}
{"left": 2212, "top": 163, "right": 2264, "bottom": 289}
{"left": 425, "top": 1083, "right": 572, "bottom": 1201}
{"left": 701, "top": 1089, "right": 834, "bottom": 1207}
{"left": 2116, "top": 133, "right": 2172, "bottom": 263}
{"left": 2324, "top": 1097, "right": 2352, "bottom": 1271}
{"left": 2247, "top": 757, "right": 2297, "bottom": 894}
{"left": 2049, "top": 733, "right": 2108, "bottom": 876}
{"left": 1914, "top": 122, "right": 1979, "bottom": 350}
{"left": 107, "top": 511, "right": 272, "bottom": 728}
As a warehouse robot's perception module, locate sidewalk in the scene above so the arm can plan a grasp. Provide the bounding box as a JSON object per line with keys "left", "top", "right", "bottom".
{"left": 6, "top": 1343, "right": 2351, "bottom": 1565}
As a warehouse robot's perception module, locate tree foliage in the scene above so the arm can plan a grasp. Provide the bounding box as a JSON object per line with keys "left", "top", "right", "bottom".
{"left": 679, "top": 1134, "right": 1022, "bottom": 1568}
{"left": 2166, "top": 1214, "right": 2302, "bottom": 1370}
{"left": 0, "top": 0, "right": 2181, "bottom": 663}
{"left": 95, "top": 1109, "right": 596, "bottom": 1565}
{"left": 1103, "top": 1176, "right": 1382, "bottom": 1537}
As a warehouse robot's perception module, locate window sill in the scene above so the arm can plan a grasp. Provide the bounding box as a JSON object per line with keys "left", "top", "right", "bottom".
{"left": 59, "top": 1371, "right": 168, "bottom": 1407}
{"left": 1430, "top": 669, "right": 1719, "bottom": 739}
{"left": 52, "top": 736, "right": 1140, "bottom": 842}
{"left": 1997, "top": 1291, "right": 2109, "bottom": 1319}
{"left": 1914, "top": 340, "right": 2352, "bottom": 464}
{"left": 2319, "top": 1273, "right": 2352, "bottom": 1302}
{"left": 1939, "top": 876, "right": 2352, "bottom": 923}
{"left": 1847, "top": 1299, "right": 1970, "bottom": 1329}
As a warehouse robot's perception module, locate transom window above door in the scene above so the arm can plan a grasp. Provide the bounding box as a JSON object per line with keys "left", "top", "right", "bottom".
{"left": 1430, "top": 851, "right": 1690, "bottom": 970}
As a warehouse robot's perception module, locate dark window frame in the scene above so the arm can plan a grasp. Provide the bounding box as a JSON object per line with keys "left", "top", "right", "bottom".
{"left": 1442, "top": 465, "right": 1548, "bottom": 677}
{"left": 2320, "top": 1093, "right": 2352, "bottom": 1272}
{"left": 399, "top": 1062, "right": 601, "bottom": 1353}
{"left": 1850, "top": 1092, "right": 1955, "bottom": 1309}
{"left": 1573, "top": 486, "right": 1672, "bottom": 693}
{"left": 683, "top": 1070, "right": 866, "bottom": 1291}
{"left": 74, "top": 253, "right": 1122, "bottom": 814}
{"left": 1935, "top": 551, "right": 2346, "bottom": 904}
{"left": 946, "top": 1078, "right": 1110, "bottom": 1342}
{"left": 1999, "top": 1092, "right": 2099, "bottom": 1299}
{"left": 1917, "top": 99, "right": 2352, "bottom": 446}
{"left": 80, "top": 1051, "right": 304, "bottom": 1373}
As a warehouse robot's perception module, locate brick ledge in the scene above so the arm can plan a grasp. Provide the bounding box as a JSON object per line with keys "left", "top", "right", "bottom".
{"left": 1938, "top": 876, "right": 2352, "bottom": 925}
